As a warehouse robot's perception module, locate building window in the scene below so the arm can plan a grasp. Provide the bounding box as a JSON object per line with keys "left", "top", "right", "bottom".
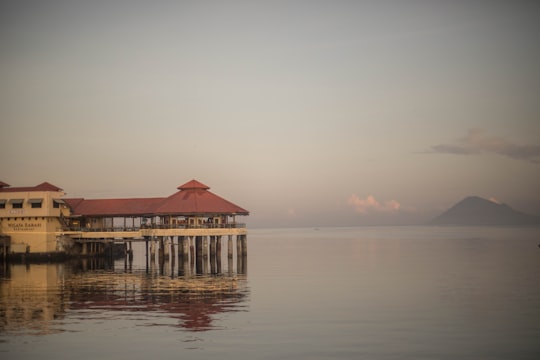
{"left": 28, "top": 199, "right": 43, "bottom": 209}
{"left": 11, "top": 199, "right": 23, "bottom": 209}
{"left": 0, "top": 200, "right": 5, "bottom": 209}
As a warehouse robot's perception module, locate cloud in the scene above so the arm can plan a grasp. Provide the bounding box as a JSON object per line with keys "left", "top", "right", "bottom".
{"left": 347, "top": 194, "right": 401, "bottom": 214}
{"left": 429, "top": 128, "right": 540, "bottom": 163}
{"left": 287, "top": 207, "right": 297, "bottom": 217}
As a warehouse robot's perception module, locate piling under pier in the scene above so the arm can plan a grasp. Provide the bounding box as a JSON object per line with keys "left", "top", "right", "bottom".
{"left": 70, "top": 229, "right": 247, "bottom": 275}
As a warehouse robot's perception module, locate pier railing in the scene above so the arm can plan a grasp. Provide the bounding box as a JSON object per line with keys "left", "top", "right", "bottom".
{"left": 59, "top": 223, "right": 246, "bottom": 233}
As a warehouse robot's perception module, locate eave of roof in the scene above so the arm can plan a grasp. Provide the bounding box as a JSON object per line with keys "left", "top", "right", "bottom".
{"left": 65, "top": 197, "right": 165, "bottom": 216}
{"left": 0, "top": 181, "right": 63, "bottom": 192}
{"left": 153, "top": 188, "right": 249, "bottom": 215}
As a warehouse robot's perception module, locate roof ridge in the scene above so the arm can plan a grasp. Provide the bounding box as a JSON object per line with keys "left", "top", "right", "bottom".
{"left": 177, "top": 179, "right": 210, "bottom": 190}
{"left": 0, "top": 181, "right": 63, "bottom": 192}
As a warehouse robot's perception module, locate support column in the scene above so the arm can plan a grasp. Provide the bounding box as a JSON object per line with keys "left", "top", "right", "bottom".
{"left": 158, "top": 236, "right": 165, "bottom": 261}
{"left": 236, "top": 248, "right": 244, "bottom": 274}
{"left": 145, "top": 236, "right": 149, "bottom": 271}
{"left": 236, "top": 235, "right": 242, "bottom": 257}
{"left": 210, "top": 236, "right": 217, "bottom": 258}
{"left": 228, "top": 255, "right": 233, "bottom": 275}
{"left": 216, "top": 235, "right": 222, "bottom": 255}
{"left": 210, "top": 236, "right": 217, "bottom": 274}
{"left": 177, "top": 236, "right": 184, "bottom": 276}
{"left": 237, "top": 235, "right": 247, "bottom": 275}
{"left": 182, "top": 237, "right": 191, "bottom": 276}
{"left": 189, "top": 236, "right": 195, "bottom": 261}
{"left": 150, "top": 237, "right": 156, "bottom": 260}
{"left": 170, "top": 237, "right": 176, "bottom": 273}
{"left": 216, "top": 235, "right": 222, "bottom": 274}
{"left": 241, "top": 235, "right": 247, "bottom": 256}
{"left": 228, "top": 235, "right": 233, "bottom": 258}
{"left": 163, "top": 237, "right": 170, "bottom": 260}
{"left": 202, "top": 236, "right": 209, "bottom": 259}
{"left": 195, "top": 236, "right": 203, "bottom": 274}
{"left": 128, "top": 241, "right": 133, "bottom": 260}
{"left": 178, "top": 236, "right": 185, "bottom": 259}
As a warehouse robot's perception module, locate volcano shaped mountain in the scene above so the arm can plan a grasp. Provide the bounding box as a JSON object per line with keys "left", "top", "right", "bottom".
{"left": 430, "top": 196, "right": 540, "bottom": 226}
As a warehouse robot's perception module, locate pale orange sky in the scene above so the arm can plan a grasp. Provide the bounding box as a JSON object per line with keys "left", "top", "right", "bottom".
{"left": 1, "top": 1, "right": 539, "bottom": 227}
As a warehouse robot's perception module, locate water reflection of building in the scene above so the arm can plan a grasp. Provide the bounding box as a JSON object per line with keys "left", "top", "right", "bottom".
{"left": 66, "top": 272, "right": 248, "bottom": 331}
{"left": 0, "top": 263, "right": 66, "bottom": 335}
{"left": 0, "top": 260, "right": 248, "bottom": 335}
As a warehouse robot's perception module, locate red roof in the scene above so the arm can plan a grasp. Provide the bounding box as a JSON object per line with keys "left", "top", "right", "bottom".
{"left": 154, "top": 186, "right": 249, "bottom": 215}
{"left": 65, "top": 180, "right": 249, "bottom": 217}
{"left": 63, "top": 198, "right": 85, "bottom": 210}
{"left": 64, "top": 197, "right": 165, "bottom": 217}
{"left": 178, "top": 179, "right": 210, "bottom": 190}
{"left": 0, "top": 181, "right": 63, "bottom": 192}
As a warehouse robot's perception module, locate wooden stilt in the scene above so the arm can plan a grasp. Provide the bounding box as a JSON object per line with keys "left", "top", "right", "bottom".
{"left": 170, "top": 237, "right": 175, "bottom": 268}
{"left": 202, "top": 236, "right": 209, "bottom": 259}
{"left": 195, "top": 236, "right": 203, "bottom": 274}
{"left": 210, "top": 236, "right": 217, "bottom": 258}
{"left": 228, "top": 235, "right": 233, "bottom": 258}
{"left": 190, "top": 236, "right": 195, "bottom": 257}
{"left": 210, "top": 236, "right": 217, "bottom": 274}
{"left": 236, "top": 235, "right": 242, "bottom": 257}
{"left": 236, "top": 250, "right": 244, "bottom": 274}
{"left": 228, "top": 256, "right": 233, "bottom": 275}
{"left": 241, "top": 235, "right": 247, "bottom": 256}
{"left": 163, "top": 236, "right": 170, "bottom": 260}
{"left": 150, "top": 237, "right": 156, "bottom": 260}
{"left": 177, "top": 236, "right": 183, "bottom": 257}
{"left": 216, "top": 236, "right": 222, "bottom": 274}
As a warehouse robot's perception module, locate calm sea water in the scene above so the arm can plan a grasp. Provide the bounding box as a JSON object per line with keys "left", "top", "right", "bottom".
{"left": 1, "top": 226, "right": 539, "bottom": 360}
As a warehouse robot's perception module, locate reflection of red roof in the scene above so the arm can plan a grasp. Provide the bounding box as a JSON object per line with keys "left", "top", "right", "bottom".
{"left": 65, "top": 180, "right": 249, "bottom": 217}
{"left": 0, "top": 181, "right": 63, "bottom": 192}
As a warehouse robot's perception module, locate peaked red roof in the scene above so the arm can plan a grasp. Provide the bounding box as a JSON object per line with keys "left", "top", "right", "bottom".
{"left": 154, "top": 185, "right": 249, "bottom": 215}
{"left": 65, "top": 180, "right": 249, "bottom": 217}
{"left": 35, "top": 182, "right": 64, "bottom": 191}
{"left": 0, "top": 181, "right": 63, "bottom": 192}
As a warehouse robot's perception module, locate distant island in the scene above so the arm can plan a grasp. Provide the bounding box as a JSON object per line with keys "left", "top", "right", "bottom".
{"left": 430, "top": 196, "right": 540, "bottom": 226}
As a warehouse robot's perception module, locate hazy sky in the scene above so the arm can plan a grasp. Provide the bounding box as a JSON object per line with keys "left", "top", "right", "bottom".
{"left": 1, "top": 0, "right": 539, "bottom": 227}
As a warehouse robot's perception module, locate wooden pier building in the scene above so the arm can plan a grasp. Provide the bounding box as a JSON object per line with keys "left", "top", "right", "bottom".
{"left": 0, "top": 180, "right": 249, "bottom": 261}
